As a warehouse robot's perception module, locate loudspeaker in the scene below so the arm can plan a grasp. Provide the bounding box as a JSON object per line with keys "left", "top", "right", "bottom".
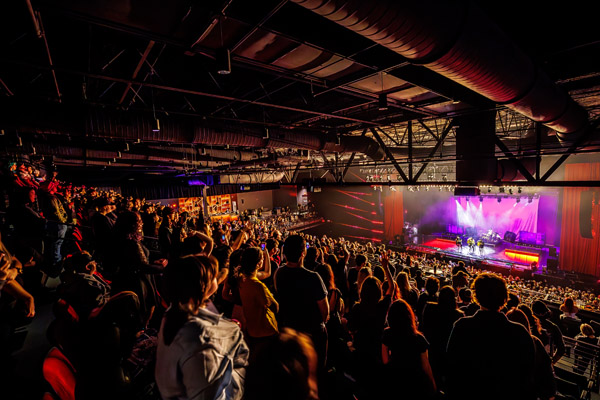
{"left": 504, "top": 231, "right": 517, "bottom": 243}
{"left": 580, "top": 191, "right": 594, "bottom": 239}
{"left": 548, "top": 247, "right": 557, "bottom": 258}
{"left": 547, "top": 258, "right": 559, "bottom": 271}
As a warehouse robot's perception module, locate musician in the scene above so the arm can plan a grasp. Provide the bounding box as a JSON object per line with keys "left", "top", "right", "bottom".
{"left": 467, "top": 237, "right": 475, "bottom": 253}
{"left": 477, "top": 239, "right": 484, "bottom": 255}
{"left": 455, "top": 236, "right": 462, "bottom": 251}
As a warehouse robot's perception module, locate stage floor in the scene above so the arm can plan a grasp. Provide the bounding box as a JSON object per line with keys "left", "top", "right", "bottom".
{"left": 421, "top": 238, "right": 548, "bottom": 267}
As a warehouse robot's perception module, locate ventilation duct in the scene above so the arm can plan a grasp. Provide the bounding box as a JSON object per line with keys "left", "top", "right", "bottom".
{"left": 292, "top": 0, "right": 590, "bottom": 142}
{"left": 6, "top": 105, "right": 385, "bottom": 161}
{"left": 219, "top": 172, "right": 286, "bottom": 184}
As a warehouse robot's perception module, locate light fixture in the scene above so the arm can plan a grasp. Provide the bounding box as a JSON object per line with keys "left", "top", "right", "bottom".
{"left": 479, "top": 196, "right": 483, "bottom": 202}
{"left": 497, "top": 197, "right": 502, "bottom": 203}
{"left": 216, "top": 48, "right": 231, "bottom": 75}
{"left": 516, "top": 197, "right": 520, "bottom": 203}
{"left": 518, "top": 187, "right": 522, "bottom": 194}
{"left": 152, "top": 118, "right": 161, "bottom": 132}
{"left": 378, "top": 93, "right": 388, "bottom": 111}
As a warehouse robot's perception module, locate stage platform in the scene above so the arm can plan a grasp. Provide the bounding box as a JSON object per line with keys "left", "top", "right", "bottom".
{"left": 403, "top": 235, "right": 553, "bottom": 277}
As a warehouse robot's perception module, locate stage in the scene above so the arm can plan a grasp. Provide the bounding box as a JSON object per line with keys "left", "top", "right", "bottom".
{"left": 408, "top": 236, "right": 552, "bottom": 276}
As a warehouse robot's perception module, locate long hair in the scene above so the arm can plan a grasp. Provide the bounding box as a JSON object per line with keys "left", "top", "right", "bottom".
{"left": 315, "top": 263, "right": 336, "bottom": 291}
{"left": 360, "top": 276, "right": 382, "bottom": 307}
{"left": 387, "top": 299, "right": 418, "bottom": 337}
{"left": 162, "top": 255, "right": 218, "bottom": 346}
{"left": 113, "top": 211, "right": 143, "bottom": 242}
{"left": 562, "top": 297, "right": 576, "bottom": 314}
{"left": 518, "top": 304, "right": 542, "bottom": 336}
{"left": 396, "top": 272, "right": 412, "bottom": 301}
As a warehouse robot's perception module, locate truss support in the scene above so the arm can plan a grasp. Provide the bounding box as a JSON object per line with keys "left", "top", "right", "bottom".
{"left": 417, "top": 119, "right": 439, "bottom": 141}
{"left": 340, "top": 129, "right": 367, "bottom": 183}
{"left": 494, "top": 136, "right": 536, "bottom": 182}
{"left": 535, "top": 122, "right": 542, "bottom": 180}
{"left": 408, "top": 120, "right": 413, "bottom": 181}
{"left": 370, "top": 128, "right": 409, "bottom": 182}
{"left": 541, "top": 118, "right": 600, "bottom": 181}
{"left": 118, "top": 40, "right": 155, "bottom": 104}
{"left": 413, "top": 120, "right": 454, "bottom": 181}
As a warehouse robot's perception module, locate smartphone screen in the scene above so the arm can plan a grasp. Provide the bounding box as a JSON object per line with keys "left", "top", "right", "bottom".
{"left": 261, "top": 243, "right": 266, "bottom": 251}
{"left": 306, "top": 243, "right": 310, "bottom": 249}
{"left": 221, "top": 234, "right": 226, "bottom": 240}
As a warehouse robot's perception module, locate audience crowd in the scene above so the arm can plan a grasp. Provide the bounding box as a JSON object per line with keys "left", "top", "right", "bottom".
{"left": 1, "top": 165, "right": 600, "bottom": 400}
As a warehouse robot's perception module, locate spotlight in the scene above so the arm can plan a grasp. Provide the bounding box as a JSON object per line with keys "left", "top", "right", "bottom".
{"left": 497, "top": 197, "right": 502, "bottom": 203}
{"left": 499, "top": 187, "right": 505, "bottom": 193}
{"left": 216, "top": 48, "right": 231, "bottom": 75}
{"left": 518, "top": 187, "right": 522, "bottom": 194}
{"left": 509, "top": 188, "right": 513, "bottom": 195}
{"left": 466, "top": 196, "right": 470, "bottom": 202}
{"left": 387, "top": 175, "right": 391, "bottom": 182}
{"left": 516, "top": 197, "right": 520, "bottom": 203}
{"left": 528, "top": 196, "right": 533, "bottom": 204}
{"left": 487, "top": 187, "right": 492, "bottom": 193}
{"left": 390, "top": 186, "right": 397, "bottom": 192}
{"left": 479, "top": 196, "right": 483, "bottom": 202}
{"left": 378, "top": 94, "right": 388, "bottom": 111}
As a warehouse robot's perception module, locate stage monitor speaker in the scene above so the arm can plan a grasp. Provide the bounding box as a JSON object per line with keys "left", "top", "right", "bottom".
{"left": 580, "top": 191, "right": 595, "bottom": 239}
{"left": 549, "top": 247, "right": 557, "bottom": 258}
{"left": 547, "top": 258, "right": 559, "bottom": 271}
{"left": 504, "top": 231, "right": 517, "bottom": 243}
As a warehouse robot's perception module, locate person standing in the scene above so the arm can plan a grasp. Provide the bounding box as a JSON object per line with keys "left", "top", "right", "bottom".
{"left": 446, "top": 273, "right": 535, "bottom": 400}
{"left": 274, "top": 234, "right": 329, "bottom": 369}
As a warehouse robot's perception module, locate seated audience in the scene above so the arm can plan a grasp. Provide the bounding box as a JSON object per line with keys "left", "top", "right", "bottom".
{"left": 532, "top": 300, "right": 566, "bottom": 364}
{"left": 559, "top": 297, "right": 580, "bottom": 320}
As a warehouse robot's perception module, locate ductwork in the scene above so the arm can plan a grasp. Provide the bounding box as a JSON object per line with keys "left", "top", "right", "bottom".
{"left": 292, "top": 0, "right": 590, "bottom": 142}
{"left": 219, "top": 172, "right": 286, "bottom": 184}
{"left": 85, "top": 109, "right": 384, "bottom": 159}
{"left": 5, "top": 105, "right": 385, "bottom": 161}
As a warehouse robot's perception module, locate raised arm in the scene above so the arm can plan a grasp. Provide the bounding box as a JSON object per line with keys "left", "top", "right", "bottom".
{"left": 257, "top": 248, "right": 272, "bottom": 280}
{"left": 381, "top": 252, "right": 394, "bottom": 296}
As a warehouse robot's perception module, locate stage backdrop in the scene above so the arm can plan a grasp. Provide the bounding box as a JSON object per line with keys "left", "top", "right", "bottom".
{"left": 559, "top": 163, "right": 600, "bottom": 276}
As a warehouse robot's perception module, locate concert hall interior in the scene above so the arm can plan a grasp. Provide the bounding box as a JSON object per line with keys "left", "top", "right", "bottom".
{"left": 2, "top": 1, "right": 600, "bottom": 399}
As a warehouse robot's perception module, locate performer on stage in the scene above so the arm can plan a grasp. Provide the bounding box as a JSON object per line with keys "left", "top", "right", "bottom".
{"left": 467, "top": 237, "right": 475, "bottom": 253}
{"left": 477, "top": 239, "right": 484, "bottom": 255}
{"left": 455, "top": 236, "right": 462, "bottom": 251}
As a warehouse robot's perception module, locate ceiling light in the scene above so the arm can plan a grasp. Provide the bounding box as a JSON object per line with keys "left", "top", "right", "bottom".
{"left": 378, "top": 94, "right": 388, "bottom": 111}
{"left": 216, "top": 48, "right": 231, "bottom": 75}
